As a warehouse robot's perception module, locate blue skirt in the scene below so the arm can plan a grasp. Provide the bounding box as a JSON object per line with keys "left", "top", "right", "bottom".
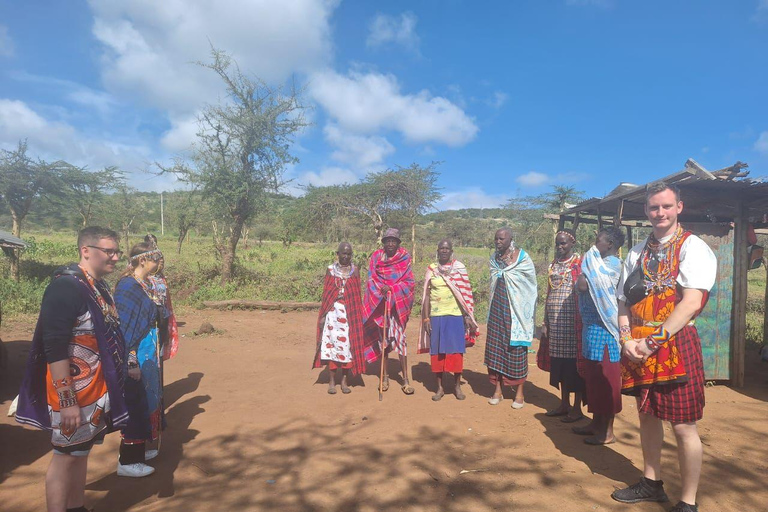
{"left": 430, "top": 315, "right": 466, "bottom": 355}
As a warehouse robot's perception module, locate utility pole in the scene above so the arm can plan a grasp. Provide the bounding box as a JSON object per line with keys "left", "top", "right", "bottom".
{"left": 160, "top": 192, "right": 165, "bottom": 235}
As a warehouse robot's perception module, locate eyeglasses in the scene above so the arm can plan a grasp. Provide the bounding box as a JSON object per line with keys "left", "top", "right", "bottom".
{"left": 87, "top": 246, "right": 123, "bottom": 258}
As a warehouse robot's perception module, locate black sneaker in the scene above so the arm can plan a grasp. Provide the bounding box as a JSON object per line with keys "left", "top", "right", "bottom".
{"left": 669, "top": 502, "right": 698, "bottom": 512}
{"left": 611, "top": 478, "right": 670, "bottom": 503}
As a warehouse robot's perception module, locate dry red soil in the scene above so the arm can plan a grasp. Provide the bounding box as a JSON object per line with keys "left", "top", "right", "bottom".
{"left": 1, "top": 309, "right": 766, "bottom": 512}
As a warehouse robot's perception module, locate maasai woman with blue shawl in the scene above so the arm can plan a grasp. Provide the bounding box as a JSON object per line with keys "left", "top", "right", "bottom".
{"left": 113, "top": 242, "right": 164, "bottom": 477}
{"left": 574, "top": 227, "right": 624, "bottom": 445}
{"left": 484, "top": 228, "right": 537, "bottom": 409}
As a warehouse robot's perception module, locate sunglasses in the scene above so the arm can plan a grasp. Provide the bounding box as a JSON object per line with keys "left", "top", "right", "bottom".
{"left": 87, "top": 246, "right": 123, "bottom": 258}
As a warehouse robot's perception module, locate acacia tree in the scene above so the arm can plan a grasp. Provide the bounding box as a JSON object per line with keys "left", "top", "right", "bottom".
{"left": 63, "top": 166, "right": 125, "bottom": 227}
{"left": 167, "top": 48, "right": 308, "bottom": 282}
{"left": 163, "top": 188, "right": 203, "bottom": 254}
{"left": 0, "top": 140, "right": 67, "bottom": 280}
{"left": 105, "top": 184, "right": 143, "bottom": 250}
{"left": 301, "top": 182, "right": 391, "bottom": 245}
{"left": 370, "top": 162, "right": 442, "bottom": 260}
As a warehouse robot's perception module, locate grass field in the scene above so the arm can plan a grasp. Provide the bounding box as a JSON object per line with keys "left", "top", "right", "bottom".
{"left": 1, "top": 232, "right": 765, "bottom": 345}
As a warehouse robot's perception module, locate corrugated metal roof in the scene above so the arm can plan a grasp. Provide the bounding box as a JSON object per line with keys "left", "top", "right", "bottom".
{"left": 0, "top": 230, "right": 27, "bottom": 248}
{"left": 561, "top": 160, "right": 768, "bottom": 223}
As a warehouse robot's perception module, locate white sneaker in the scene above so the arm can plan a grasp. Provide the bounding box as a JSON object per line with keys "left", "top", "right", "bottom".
{"left": 145, "top": 449, "right": 158, "bottom": 461}
{"left": 117, "top": 462, "right": 155, "bottom": 477}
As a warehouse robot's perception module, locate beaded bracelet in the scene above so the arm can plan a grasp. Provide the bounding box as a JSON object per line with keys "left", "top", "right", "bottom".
{"left": 52, "top": 376, "right": 73, "bottom": 389}
{"left": 57, "top": 388, "right": 78, "bottom": 409}
{"left": 645, "top": 325, "right": 671, "bottom": 352}
{"left": 619, "top": 325, "right": 633, "bottom": 345}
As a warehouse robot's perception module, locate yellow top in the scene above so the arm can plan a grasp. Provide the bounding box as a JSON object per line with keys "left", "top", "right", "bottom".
{"left": 429, "top": 273, "right": 462, "bottom": 317}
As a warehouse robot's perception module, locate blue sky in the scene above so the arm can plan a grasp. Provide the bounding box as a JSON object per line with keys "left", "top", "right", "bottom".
{"left": 1, "top": 0, "right": 767, "bottom": 210}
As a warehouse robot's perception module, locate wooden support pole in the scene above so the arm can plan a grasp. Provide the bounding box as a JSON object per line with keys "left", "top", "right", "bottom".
{"left": 615, "top": 200, "right": 625, "bottom": 227}
{"left": 557, "top": 216, "right": 566, "bottom": 231}
{"left": 572, "top": 211, "right": 581, "bottom": 231}
{"left": 597, "top": 207, "right": 604, "bottom": 230}
{"left": 730, "top": 203, "right": 748, "bottom": 388}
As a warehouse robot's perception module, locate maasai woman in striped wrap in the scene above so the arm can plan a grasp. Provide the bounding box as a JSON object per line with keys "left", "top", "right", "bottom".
{"left": 484, "top": 228, "right": 537, "bottom": 409}
{"left": 574, "top": 227, "right": 624, "bottom": 445}
{"left": 543, "top": 229, "right": 586, "bottom": 423}
{"left": 418, "top": 239, "right": 479, "bottom": 401}
{"left": 113, "top": 242, "right": 165, "bottom": 477}
{"left": 313, "top": 242, "right": 366, "bottom": 395}
{"left": 363, "top": 228, "right": 416, "bottom": 395}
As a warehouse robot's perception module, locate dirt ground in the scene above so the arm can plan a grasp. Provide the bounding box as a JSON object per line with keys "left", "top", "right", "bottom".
{"left": 1, "top": 309, "right": 767, "bottom": 512}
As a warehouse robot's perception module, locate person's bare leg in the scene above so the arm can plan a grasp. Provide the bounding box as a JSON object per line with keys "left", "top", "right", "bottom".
{"left": 46, "top": 453, "right": 80, "bottom": 512}
{"left": 327, "top": 364, "right": 336, "bottom": 393}
{"left": 639, "top": 410, "right": 664, "bottom": 480}
{"left": 548, "top": 385, "right": 569, "bottom": 415}
{"left": 432, "top": 372, "right": 445, "bottom": 401}
{"left": 605, "top": 414, "right": 616, "bottom": 440}
{"left": 672, "top": 422, "right": 702, "bottom": 506}
{"left": 492, "top": 378, "right": 503, "bottom": 400}
{"left": 399, "top": 354, "right": 410, "bottom": 386}
{"left": 66, "top": 456, "right": 88, "bottom": 510}
{"left": 454, "top": 373, "right": 465, "bottom": 400}
{"left": 340, "top": 369, "right": 351, "bottom": 393}
{"left": 571, "top": 391, "right": 584, "bottom": 418}
{"left": 514, "top": 382, "right": 525, "bottom": 404}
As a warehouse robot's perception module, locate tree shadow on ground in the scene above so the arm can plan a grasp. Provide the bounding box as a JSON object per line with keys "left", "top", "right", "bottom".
{"left": 728, "top": 348, "right": 768, "bottom": 402}
{"left": 0, "top": 338, "right": 52, "bottom": 484}
{"left": 87, "top": 393, "right": 211, "bottom": 510}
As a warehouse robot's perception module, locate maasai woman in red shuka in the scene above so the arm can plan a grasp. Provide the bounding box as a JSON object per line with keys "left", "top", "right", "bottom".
{"left": 313, "top": 242, "right": 366, "bottom": 395}
{"left": 418, "top": 239, "right": 478, "bottom": 401}
{"left": 363, "top": 228, "right": 416, "bottom": 395}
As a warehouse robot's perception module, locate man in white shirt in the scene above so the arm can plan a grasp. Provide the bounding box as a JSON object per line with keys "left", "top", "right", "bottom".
{"left": 611, "top": 182, "right": 717, "bottom": 512}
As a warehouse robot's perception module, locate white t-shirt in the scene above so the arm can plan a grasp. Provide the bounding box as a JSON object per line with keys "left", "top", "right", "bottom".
{"left": 617, "top": 231, "right": 717, "bottom": 302}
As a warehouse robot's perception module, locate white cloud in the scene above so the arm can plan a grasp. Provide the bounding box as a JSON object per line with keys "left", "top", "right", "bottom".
{"left": 487, "top": 91, "right": 508, "bottom": 109}
{"left": 160, "top": 115, "right": 199, "bottom": 153}
{"left": 754, "top": 0, "right": 768, "bottom": 21}
{"left": 88, "top": 0, "right": 339, "bottom": 140}
{"left": 516, "top": 171, "right": 550, "bottom": 187}
{"left": 755, "top": 131, "right": 768, "bottom": 154}
{"left": 0, "top": 98, "right": 163, "bottom": 185}
{"left": 310, "top": 69, "right": 478, "bottom": 146}
{"left": 516, "top": 171, "right": 591, "bottom": 187}
{"left": 0, "top": 25, "right": 13, "bottom": 57}
{"left": 367, "top": 12, "right": 420, "bottom": 52}
{"left": 437, "top": 187, "right": 507, "bottom": 210}
{"left": 324, "top": 124, "right": 394, "bottom": 169}
{"left": 297, "top": 166, "right": 360, "bottom": 188}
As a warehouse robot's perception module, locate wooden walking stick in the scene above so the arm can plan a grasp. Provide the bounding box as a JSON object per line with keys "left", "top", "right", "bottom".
{"left": 379, "top": 292, "right": 391, "bottom": 402}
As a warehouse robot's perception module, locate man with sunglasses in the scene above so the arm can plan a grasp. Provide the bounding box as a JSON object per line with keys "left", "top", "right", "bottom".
{"left": 17, "top": 226, "right": 129, "bottom": 512}
{"left": 612, "top": 183, "right": 716, "bottom": 512}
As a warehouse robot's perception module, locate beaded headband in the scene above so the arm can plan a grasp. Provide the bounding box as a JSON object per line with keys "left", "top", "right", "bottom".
{"left": 556, "top": 230, "right": 576, "bottom": 243}
{"left": 129, "top": 249, "right": 163, "bottom": 263}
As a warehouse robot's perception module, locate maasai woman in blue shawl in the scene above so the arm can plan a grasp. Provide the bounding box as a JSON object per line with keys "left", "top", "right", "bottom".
{"left": 113, "top": 242, "right": 164, "bottom": 477}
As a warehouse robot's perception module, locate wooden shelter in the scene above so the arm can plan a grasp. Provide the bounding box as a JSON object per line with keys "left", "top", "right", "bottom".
{"left": 548, "top": 159, "right": 768, "bottom": 387}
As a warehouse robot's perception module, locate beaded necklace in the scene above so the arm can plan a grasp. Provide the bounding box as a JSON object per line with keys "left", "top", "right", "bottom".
{"left": 436, "top": 260, "right": 454, "bottom": 276}
{"left": 133, "top": 273, "right": 162, "bottom": 305}
{"left": 641, "top": 224, "right": 684, "bottom": 293}
{"left": 78, "top": 265, "right": 119, "bottom": 325}
{"left": 332, "top": 263, "right": 353, "bottom": 297}
{"left": 548, "top": 253, "right": 578, "bottom": 290}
